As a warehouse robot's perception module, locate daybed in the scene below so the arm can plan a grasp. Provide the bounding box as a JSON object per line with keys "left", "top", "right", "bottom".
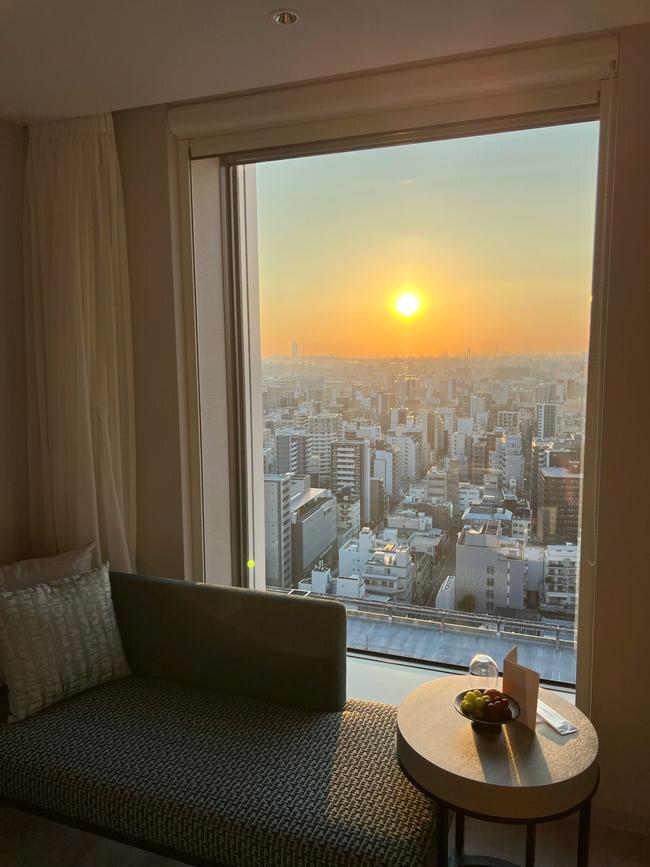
{"left": 0, "top": 572, "right": 438, "bottom": 867}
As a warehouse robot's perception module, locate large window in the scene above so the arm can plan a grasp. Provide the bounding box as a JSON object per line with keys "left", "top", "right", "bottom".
{"left": 237, "top": 121, "right": 600, "bottom": 684}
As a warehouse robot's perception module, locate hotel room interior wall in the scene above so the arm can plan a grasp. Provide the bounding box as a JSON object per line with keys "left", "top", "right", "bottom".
{"left": 589, "top": 23, "right": 650, "bottom": 832}
{"left": 113, "top": 106, "right": 186, "bottom": 579}
{"left": 0, "top": 119, "right": 28, "bottom": 566}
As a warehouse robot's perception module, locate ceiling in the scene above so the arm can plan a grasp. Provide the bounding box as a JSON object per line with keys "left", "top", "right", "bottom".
{"left": 2, "top": 0, "right": 650, "bottom": 125}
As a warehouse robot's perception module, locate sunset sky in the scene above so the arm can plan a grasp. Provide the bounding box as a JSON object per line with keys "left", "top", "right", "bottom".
{"left": 255, "top": 122, "right": 599, "bottom": 358}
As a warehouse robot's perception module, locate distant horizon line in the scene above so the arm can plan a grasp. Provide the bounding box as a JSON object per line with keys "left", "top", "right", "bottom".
{"left": 261, "top": 351, "right": 588, "bottom": 361}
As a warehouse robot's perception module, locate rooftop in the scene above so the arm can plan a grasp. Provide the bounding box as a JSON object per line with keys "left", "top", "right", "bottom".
{"left": 290, "top": 486, "right": 332, "bottom": 514}
{"left": 346, "top": 613, "right": 575, "bottom": 682}
{"left": 526, "top": 544, "right": 546, "bottom": 562}
{"left": 409, "top": 530, "right": 444, "bottom": 546}
{"left": 540, "top": 466, "right": 582, "bottom": 480}
{"left": 545, "top": 544, "right": 579, "bottom": 560}
{"left": 463, "top": 504, "right": 513, "bottom": 522}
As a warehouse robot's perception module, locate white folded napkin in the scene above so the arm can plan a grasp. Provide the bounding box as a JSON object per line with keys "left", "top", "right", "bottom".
{"left": 536, "top": 699, "right": 578, "bottom": 735}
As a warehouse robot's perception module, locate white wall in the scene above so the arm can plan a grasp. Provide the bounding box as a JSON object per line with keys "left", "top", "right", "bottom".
{"left": 588, "top": 23, "right": 650, "bottom": 832}
{"left": 0, "top": 119, "right": 28, "bottom": 565}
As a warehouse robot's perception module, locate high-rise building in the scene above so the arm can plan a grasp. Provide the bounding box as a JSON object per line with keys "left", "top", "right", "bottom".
{"left": 336, "top": 488, "right": 361, "bottom": 548}
{"left": 446, "top": 459, "right": 462, "bottom": 515}
{"left": 455, "top": 521, "right": 527, "bottom": 614}
{"left": 377, "top": 391, "right": 396, "bottom": 431}
{"left": 470, "top": 435, "right": 489, "bottom": 484}
{"left": 541, "top": 543, "right": 579, "bottom": 619}
{"left": 537, "top": 466, "right": 582, "bottom": 544}
{"left": 264, "top": 473, "right": 292, "bottom": 589}
{"left": 415, "top": 409, "right": 436, "bottom": 447}
{"left": 388, "top": 406, "right": 409, "bottom": 431}
{"left": 308, "top": 413, "right": 343, "bottom": 479}
{"left": 493, "top": 434, "right": 524, "bottom": 494}
{"left": 433, "top": 413, "right": 447, "bottom": 458}
{"left": 470, "top": 394, "right": 488, "bottom": 419}
{"left": 289, "top": 478, "right": 337, "bottom": 585}
{"left": 395, "top": 375, "right": 419, "bottom": 406}
{"left": 536, "top": 403, "right": 558, "bottom": 438}
{"left": 490, "top": 383, "right": 508, "bottom": 406}
{"left": 369, "top": 476, "right": 387, "bottom": 529}
{"left": 373, "top": 443, "right": 400, "bottom": 502}
{"left": 425, "top": 466, "right": 448, "bottom": 502}
{"left": 330, "top": 439, "right": 371, "bottom": 524}
{"left": 530, "top": 438, "right": 581, "bottom": 530}
{"left": 386, "top": 431, "right": 421, "bottom": 483}
{"left": 457, "top": 393, "right": 471, "bottom": 418}
{"left": 450, "top": 430, "right": 467, "bottom": 461}
{"left": 275, "top": 429, "right": 312, "bottom": 475}
{"left": 377, "top": 391, "right": 396, "bottom": 415}
{"left": 530, "top": 438, "right": 548, "bottom": 521}
{"left": 457, "top": 482, "right": 482, "bottom": 514}
{"left": 497, "top": 410, "right": 519, "bottom": 433}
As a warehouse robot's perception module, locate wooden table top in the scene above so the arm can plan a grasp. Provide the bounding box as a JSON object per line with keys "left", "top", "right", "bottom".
{"left": 396, "top": 675, "right": 599, "bottom": 820}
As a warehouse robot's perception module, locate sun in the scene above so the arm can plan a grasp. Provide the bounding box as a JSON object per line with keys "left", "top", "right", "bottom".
{"left": 394, "top": 291, "right": 422, "bottom": 319}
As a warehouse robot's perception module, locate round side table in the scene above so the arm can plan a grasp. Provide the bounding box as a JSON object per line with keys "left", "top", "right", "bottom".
{"left": 396, "top": 675, "right": 598, "bottom": 867}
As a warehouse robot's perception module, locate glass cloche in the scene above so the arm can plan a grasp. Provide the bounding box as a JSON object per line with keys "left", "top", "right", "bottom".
{"left": 469, "top": 653, "right": 499, "bottom": 691}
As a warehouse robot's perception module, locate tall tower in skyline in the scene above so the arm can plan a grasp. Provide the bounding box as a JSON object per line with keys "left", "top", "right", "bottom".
{"left": 536, "top": 403, "right": 558, "bottom": 438}
{"left": 264, "top": 474, "right": 292, "bottom": 590}
{"left": 275, "top": 429, "right": 312, "bottom": 475}
{"left": 330, "top": 439, "right": 371, "bottom": 526}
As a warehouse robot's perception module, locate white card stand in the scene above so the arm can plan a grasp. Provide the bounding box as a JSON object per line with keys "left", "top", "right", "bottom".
{"left": 502, "top": 646, "right": 540, "bottom": 731}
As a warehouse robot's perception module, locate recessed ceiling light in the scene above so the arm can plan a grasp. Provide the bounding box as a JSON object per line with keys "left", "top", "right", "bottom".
{"left": 270, "top": 9, "right": 299, "bottom": 25}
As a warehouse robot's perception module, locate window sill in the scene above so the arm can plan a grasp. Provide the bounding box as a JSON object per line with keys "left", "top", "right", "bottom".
{"left": 347, "top": 651, "right": 575, "bottom": 706}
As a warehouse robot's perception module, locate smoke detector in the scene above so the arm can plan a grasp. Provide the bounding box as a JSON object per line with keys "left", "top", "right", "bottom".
{"left": 270, "top": 9, "right": 299, "bottom": 24}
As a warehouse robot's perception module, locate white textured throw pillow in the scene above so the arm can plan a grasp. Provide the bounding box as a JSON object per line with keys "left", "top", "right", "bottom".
{"left": 0, "top": 543, "right": 95, "bottom": 591}
{"left": 0, "top": 543, "right": 95, "bottom": 687}
{"left": 0, "top": 563, "right": 130, "bottom": 722}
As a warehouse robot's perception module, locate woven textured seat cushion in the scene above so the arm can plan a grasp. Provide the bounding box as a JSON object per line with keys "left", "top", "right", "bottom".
{"left": 0, "top": 677, "right": 436, "bottom": 867}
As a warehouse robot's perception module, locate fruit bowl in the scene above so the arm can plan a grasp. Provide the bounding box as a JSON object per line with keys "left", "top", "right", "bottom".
{"left": 454, "top": 688, "right": 520, "bottom": 733}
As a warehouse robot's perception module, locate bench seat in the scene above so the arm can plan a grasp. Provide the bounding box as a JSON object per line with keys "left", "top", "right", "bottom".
{"left": 0, "top": 676, "right": 436, "bottom": 867}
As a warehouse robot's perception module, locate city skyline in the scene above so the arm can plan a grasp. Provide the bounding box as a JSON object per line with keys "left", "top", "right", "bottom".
{"left": 255, "top": 121, "right": 599, "bottom": 358}
{"left": 263, "top": 348, "right": 589, "bottom": 361}
{"left": 259, "top": 351, "right": 585, "bottom": 682}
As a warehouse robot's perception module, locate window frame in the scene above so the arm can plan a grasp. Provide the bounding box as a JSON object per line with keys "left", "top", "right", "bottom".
{"left": 172, "top": 44, "right": 618, "bottom": 707}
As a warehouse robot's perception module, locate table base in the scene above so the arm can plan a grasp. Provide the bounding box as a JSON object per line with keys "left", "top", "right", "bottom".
{"left": 454, "top": 858, "right": 521, "bottom": 867}
{"left": 436, "top": 796, "right": 593, "bottom": 867}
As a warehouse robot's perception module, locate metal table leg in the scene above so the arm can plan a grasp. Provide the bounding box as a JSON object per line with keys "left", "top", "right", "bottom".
{"left": 437, "top": 801, "right": 449, "bottom": 866}
{"left": 455, "top": 810, "right": 465, "bottom": 858}
{"left": 427, "top": 791, "right": 595, "bottom": 867}
{"left": 577, "top": 799, "right": 591, "bottom": 867}
{"left": 525, "top": 823, "right": 536, "bottom": 867}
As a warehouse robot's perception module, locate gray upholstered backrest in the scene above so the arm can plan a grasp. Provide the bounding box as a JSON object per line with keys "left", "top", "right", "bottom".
{"left": 109, "top": 572, "right": 347, "bottom": 712}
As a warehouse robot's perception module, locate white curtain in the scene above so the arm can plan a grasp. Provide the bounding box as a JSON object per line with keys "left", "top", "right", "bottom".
{"left": 23, "top": 113, "right": 136, "bottom": 571}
